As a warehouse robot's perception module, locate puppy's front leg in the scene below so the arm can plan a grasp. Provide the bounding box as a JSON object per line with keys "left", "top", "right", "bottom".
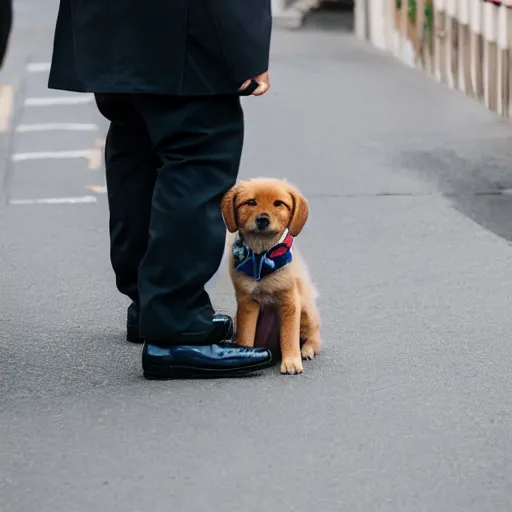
{"left": 235, "top": 297, "right": 260, "bottom": 348}
{"left": 278, "top": 291, "right": 303, "bottom": 375}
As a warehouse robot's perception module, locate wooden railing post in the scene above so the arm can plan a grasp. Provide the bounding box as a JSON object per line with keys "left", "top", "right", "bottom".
{"left": 446, "top": 0, "right": 459, "bottom": 88}
{"left": 415, "top": 0, "right": 427, "bottom": 68}
{"left": 497, "top": 2, "right": 510, "bottom": 116}
{"left": 459, "top": 0, "right": 474, "bottom": 95}
{"left": 508, "top": 2, "right": 512, "bottom": 117}
{"left": 435, "top": 0, "right": 449, "bottom": 82}
{"left": 483, "top": 1, "right": 499, "bottom": 112}
{"left": 470, "top": 0, "right": 485, "bottom": 101}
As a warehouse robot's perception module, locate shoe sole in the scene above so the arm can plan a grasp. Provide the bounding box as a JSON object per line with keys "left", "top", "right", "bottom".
{"left": 143, "top": 358, "right": 275, "bottom": 380}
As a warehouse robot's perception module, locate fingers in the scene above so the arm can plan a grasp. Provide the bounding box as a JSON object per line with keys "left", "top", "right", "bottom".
{"left": 252, "top": 72, "right": 270, "bottom": 96}
{"left": 239, "top": 73, "right": 270, "bottom": 96}
{"left": 252, "top": 80, "right": 270, "bottom": 96}
{"left": 239, "top": 79, "right": 252, "bottom": 91}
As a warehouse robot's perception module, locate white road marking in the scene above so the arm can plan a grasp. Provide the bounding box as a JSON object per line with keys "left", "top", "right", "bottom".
{"left": 88, "top": 148, "right": 103, "bottom": 169}
{"left": 26, "top": 62, "right": 52, "bottom": 73}
{"left": 86, "top": 185, "right": 107, "bottom": 194}
{"left": 12, "top": 149, "right": 100, "bottom": 162}
{"left": 10, "top": 196, "right": 98, "bottom": 205}
{"left": 16, "top": 123, "right": 98, "bottom": 133}
{"left": 0, "top": 84, "right": 13, "bottom": 133}
{"left": 24, "top": 95, "right": 94, "bottom": 107}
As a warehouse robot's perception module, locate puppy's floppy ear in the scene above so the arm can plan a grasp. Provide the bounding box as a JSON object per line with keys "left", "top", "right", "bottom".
{"left": 221, "top": 182, "right": 243, "bottom": 233}
{"left": 287, "top": 183, "right": 309, "bottom": 236}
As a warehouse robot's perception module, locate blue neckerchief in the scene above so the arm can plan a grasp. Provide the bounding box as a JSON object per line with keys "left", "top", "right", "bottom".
{"left": 232, "top": 230, "right": 294, "bottom": 281}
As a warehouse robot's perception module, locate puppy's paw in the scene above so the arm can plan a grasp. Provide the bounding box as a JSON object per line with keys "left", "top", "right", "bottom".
{"left": 301, "top": 343, "right": 317, "bottom": 361}
{"left": 280, "top": 356, "right": 304, "bottom": 375}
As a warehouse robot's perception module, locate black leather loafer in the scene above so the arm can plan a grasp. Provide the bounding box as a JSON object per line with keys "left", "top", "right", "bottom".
{"left": 204, "top": 313, "right": 234, "bottom": 343}
{"left": 142, "top": 341, "right": 274, "bottom": 380}
{"left": 128, "top": 309, "right": 234, "bottom": 345}
{"left": 126, "top": 302, "right": 144, "bottom": 344}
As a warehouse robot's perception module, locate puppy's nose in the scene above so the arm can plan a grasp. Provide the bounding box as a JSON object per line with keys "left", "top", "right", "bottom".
{"left": 255, "top": 214, "right": 270, "bottom": 231}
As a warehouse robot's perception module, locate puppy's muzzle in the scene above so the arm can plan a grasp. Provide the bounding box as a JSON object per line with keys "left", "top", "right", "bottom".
{"left": 255, "top": 214, "right": 270, "bottom": 232}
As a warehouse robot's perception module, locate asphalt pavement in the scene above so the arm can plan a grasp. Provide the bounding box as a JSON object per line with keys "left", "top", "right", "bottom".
{"left": 2, "top": 2, "right": 512, "bottom": 511}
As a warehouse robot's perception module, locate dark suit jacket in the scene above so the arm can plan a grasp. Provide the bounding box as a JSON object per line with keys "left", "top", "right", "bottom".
{"left": 0, "top": 0, "right": 12, "bottom": 69}
{"left": 48, "top": 0, "right": 272, "bottom": 96}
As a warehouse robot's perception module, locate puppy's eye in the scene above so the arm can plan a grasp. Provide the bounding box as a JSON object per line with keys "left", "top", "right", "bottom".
{"left": 246, "top": 199, "right": 257, "bottom": 206}
{"left": 274, "top": 200, "right": 285, "bottom": 207}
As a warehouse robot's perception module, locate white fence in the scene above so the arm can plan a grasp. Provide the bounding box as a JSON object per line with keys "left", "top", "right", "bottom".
{"left": 356, "top": 0, "right": 512, "bottom": 118}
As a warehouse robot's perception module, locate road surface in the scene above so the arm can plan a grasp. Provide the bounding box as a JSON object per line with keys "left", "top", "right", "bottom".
{"left": 1, "top": 2, "right": 512, "bottom": 511}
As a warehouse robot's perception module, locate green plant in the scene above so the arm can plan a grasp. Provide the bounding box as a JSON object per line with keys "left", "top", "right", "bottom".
{"left": 396, "top": 0, "right": 434, "bottom": 50}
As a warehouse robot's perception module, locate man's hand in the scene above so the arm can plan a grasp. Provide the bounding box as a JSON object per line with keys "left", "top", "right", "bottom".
{"left": 239, "top": 72, "right": 270, "bottom": 96}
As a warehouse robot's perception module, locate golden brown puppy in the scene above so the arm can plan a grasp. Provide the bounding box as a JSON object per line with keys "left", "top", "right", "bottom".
{"left": 221, "top": 178, "right": 321, "bottom": 375}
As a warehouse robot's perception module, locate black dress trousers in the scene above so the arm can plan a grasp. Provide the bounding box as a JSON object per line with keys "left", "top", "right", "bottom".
{"left": 96, "top": 93, "right": 244, "bottom": 343}
{"left": 49, "top": 0, "right": 271, "bottom": 344}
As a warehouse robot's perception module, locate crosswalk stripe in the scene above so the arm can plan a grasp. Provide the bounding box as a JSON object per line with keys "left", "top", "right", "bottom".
{"left": 0, "top": 84, "right": 13, "bottom": 133}
{"left": 16, "top": 123, "right": 98, "bottom": 132}
{"left": 87, "top": 185, "right": 107, "bottom": 194}
{"left": 25, "top": 62, "right": 52, "bottom": 73}
{"left": 10, "top": 196, "right": 98, "bottom": 205}
{"left": 24, "top": 95, "right": 94, "bottom": 107}
{"left": 12, "top": 149, "right": 100, "bottom": 162}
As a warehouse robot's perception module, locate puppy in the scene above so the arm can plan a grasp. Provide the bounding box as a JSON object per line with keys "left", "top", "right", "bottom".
{"left": 221, "top": 178, "right": 321, "bottom": 375}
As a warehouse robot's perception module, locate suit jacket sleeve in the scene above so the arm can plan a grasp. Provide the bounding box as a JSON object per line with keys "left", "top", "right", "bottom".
{"left": 0, "top": 0, "right": 12, "bottom": 68}
{"left": 206, "top": 0, "right": 272, "bottom": 85}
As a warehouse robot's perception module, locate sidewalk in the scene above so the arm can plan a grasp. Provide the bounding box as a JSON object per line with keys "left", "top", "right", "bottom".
{"left": 2, "top": 14, "right": 512, "bottom": 512}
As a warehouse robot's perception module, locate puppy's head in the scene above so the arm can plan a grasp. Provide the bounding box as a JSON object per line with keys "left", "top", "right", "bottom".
{"left": 221, "top": 178, "right": 308, "bottom": 247}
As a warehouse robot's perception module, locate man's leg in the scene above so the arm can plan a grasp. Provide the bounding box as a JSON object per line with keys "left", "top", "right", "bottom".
{"left": 130, "top": 94, "right": 273, "bottom": 379}
{"left": 133, "top": 94, "right": 242, "bottom": 342}
{"left": 95, "top": 94, "right": 156, "bottom": 342}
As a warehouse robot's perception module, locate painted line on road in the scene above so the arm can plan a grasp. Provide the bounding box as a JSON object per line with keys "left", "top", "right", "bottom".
{"left": 87, "top": 185, "right": 107, "bottom": 194}
{"left": 12, "top": 149, "right": 103, "bottom": 170}
{"left": 88, "top": 149, "right": 103, "bottom": 170}
{"left": 24, "top": 95, "right": 94, "bottom": 107}
{"left": 26, "top": 62, "right": 52, "bottom": 73}
{"left": 12, "top": 149, "right": 98, "bottom": 161}
{"left": 16, "top": 123, "right": 98, "bottom": 133}
{"left": 10, "top": 195, "right": 98, "bottom": 205}
{"left": 0, "top": 84, "right": 14, "bottom": 133}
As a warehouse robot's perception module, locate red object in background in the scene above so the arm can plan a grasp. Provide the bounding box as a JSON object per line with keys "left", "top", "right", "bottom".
{"left": 253, "top": 305, "right": 305, "bottom": 360}
{"left": 482, "top": 1, "right": 512, "bottom": 8}
{"left": 254, "top": 306, "right": 281, "bottom": 358}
